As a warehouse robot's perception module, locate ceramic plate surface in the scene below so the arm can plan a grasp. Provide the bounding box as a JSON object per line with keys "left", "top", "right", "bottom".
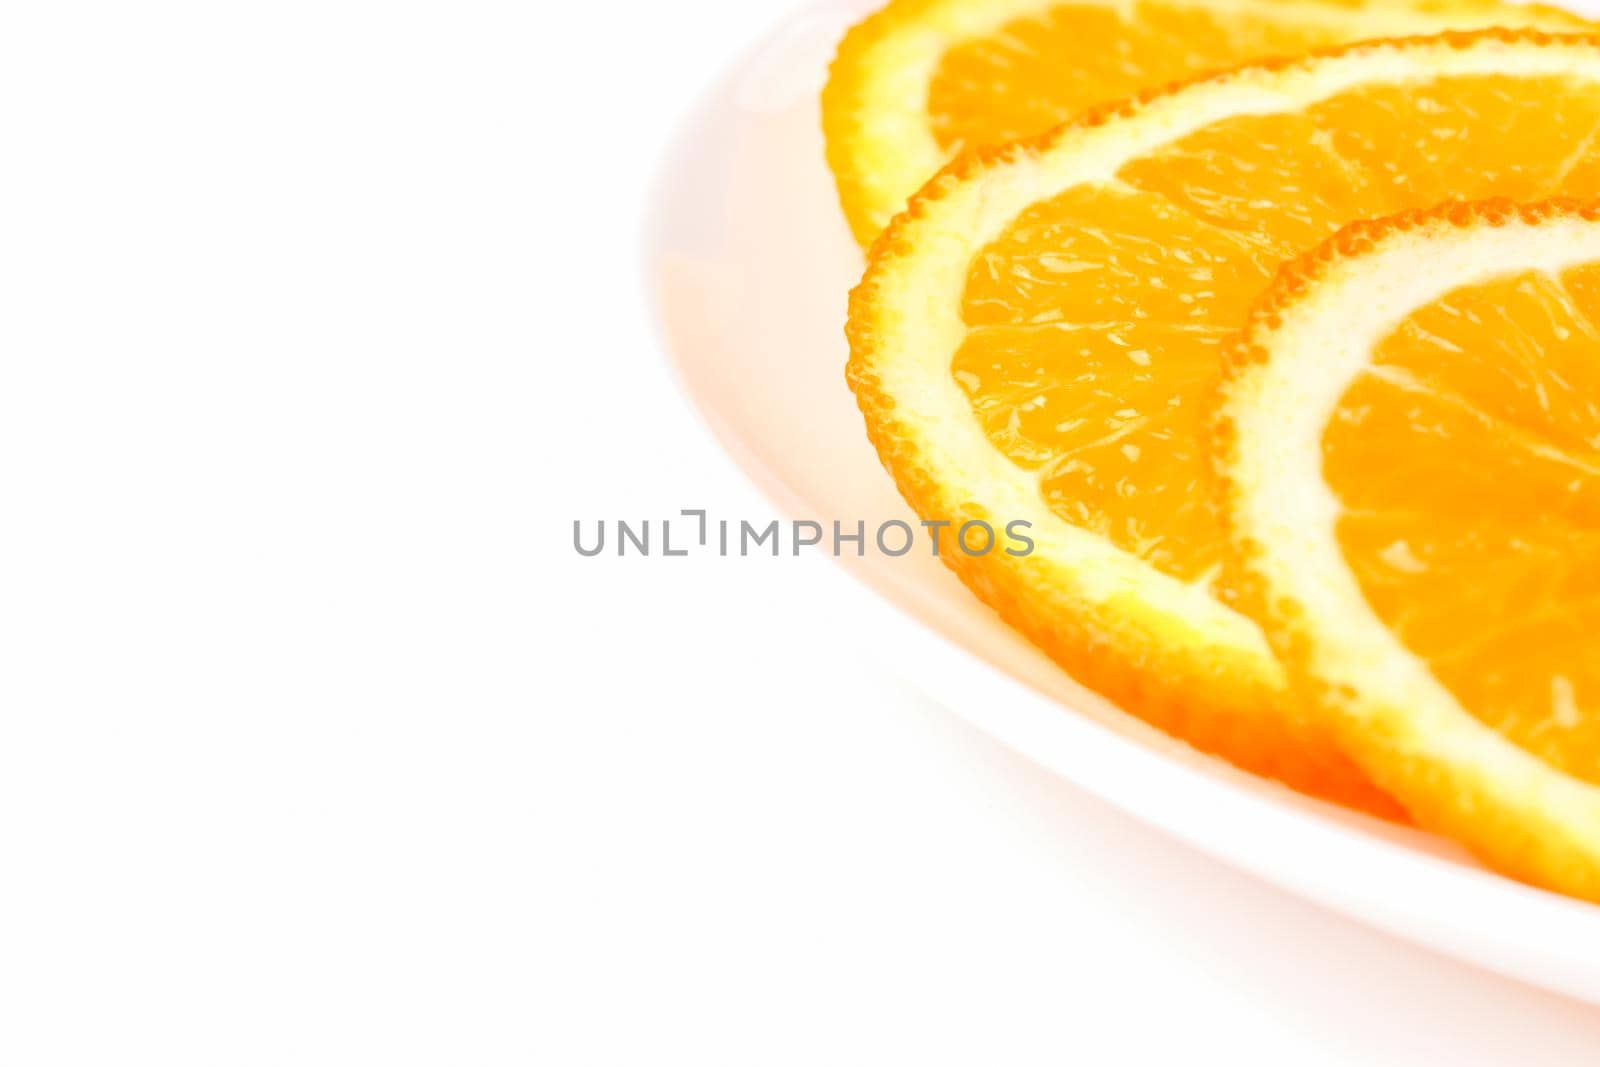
{"left": 645, "top": 0, "right": 1600, "bottom": 1003}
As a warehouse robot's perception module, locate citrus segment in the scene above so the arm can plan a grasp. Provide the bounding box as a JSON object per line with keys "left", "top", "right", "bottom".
{"left": 926, "top": 2, "right": 1329, "bottom": 153}
{"left": 1329, "top": 270, "right": 1600, "bottom": 783}
{"left": 824, "top": 0, "right": 1590, "bottom": 244}
{"left": 850, "top": 32, "right": 1600, "bottom": 813}
{"left": 1218, "top": 199, "right": 1600, "bottom": 898}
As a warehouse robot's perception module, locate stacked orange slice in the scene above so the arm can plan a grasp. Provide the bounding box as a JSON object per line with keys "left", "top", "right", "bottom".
{"left": 1218, "top": 198, "right": 1600, "bottom": 900}
{"left": 822, "top": 0, "right": 1588, "bottom": 245}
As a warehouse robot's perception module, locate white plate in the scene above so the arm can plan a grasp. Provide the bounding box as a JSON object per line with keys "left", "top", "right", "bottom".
{"left": 644, "top": 0, "right": 1600, "bottom": 1003}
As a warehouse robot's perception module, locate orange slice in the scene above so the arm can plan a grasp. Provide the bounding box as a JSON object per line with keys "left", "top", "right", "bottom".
{"left": 1218, "top": 198, "right": 1600, "bottom": 899}
{"left": 847, "top": 30, "right": 1600, "bottom": 813}
{"left": 822, "top": 0, "right": 1589, "bottom": 246}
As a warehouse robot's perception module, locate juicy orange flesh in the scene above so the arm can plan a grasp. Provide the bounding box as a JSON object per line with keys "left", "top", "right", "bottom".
{"left": 955, "top": 74, "right": 1600, "bottom": 583}
{"left": 927, "top": 2, "right": 1341, "bottom": 154}
{"left": 1326, "top": 268, "right": 1600, "bottom": 783}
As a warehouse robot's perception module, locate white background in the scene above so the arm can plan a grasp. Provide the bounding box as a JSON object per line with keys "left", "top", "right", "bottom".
{"left": 1, "top": 0, "right": 1598, "bottom": 1062}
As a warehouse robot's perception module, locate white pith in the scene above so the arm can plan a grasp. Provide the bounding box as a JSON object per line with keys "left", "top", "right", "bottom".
{"left": 1224, "top": 208, "right": 1600, "bottom": 824}
{"left": 864, "top": 37, "right": 1600, "bottom": 677}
